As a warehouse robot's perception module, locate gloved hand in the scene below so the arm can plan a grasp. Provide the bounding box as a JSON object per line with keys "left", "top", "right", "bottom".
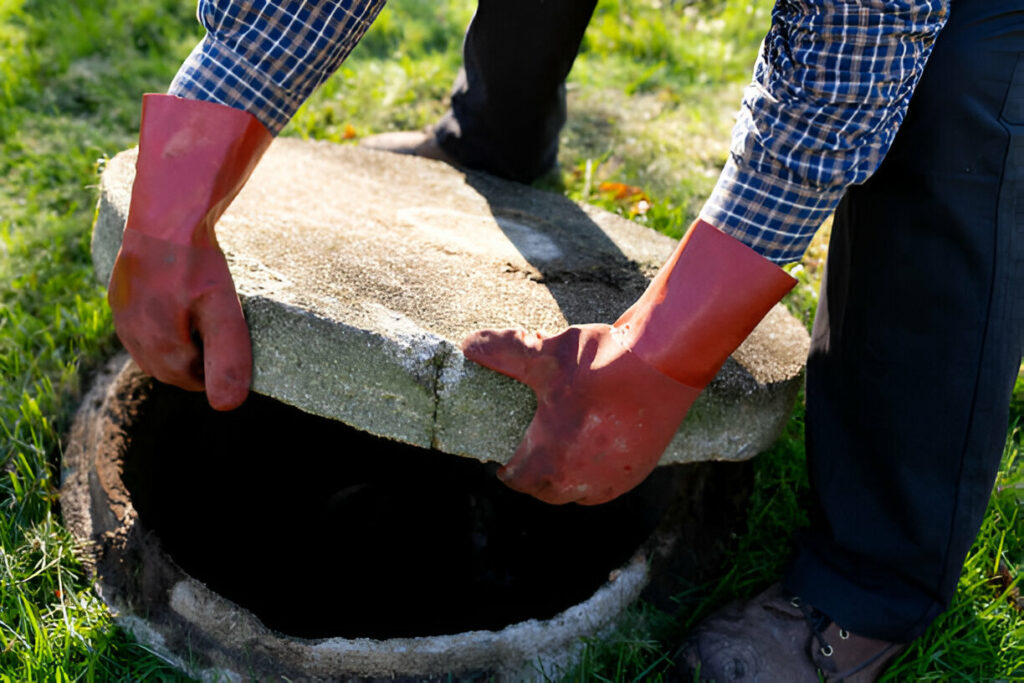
{"left": 107, "top": 94, "right": 272, "bottom": 411}
{"left": 461, "top": 219, "right": 796, "bottom": 505}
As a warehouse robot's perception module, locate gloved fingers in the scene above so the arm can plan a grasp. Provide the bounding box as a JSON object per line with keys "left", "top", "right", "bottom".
{"left": 498, "top": 427, "right": 660, "bottom": 506}
{"left": 108, "top": 234, "right": 206, "bottom": 392}
{"left": 111, "top": 301, "right": 206, "bottom": 392}
{"left": 497, "top": 439, "right": 585, "bottom": 506}
{"left": 498, "top": 431, "right": 643, "bottom": 506}
{"left": 495, "top": 399, "right": 598, "bottom": 505}
{"left": 497, "top": 368, "right": 699, "bottom": 506}
{"left": 139, "top": 342, "right": 206, "bottom": 393}
{"left": 192, "top": 287, "right": 252, "bottom": 411}
{"left": 460, "top": 328, "right": 549, "bottom": 387}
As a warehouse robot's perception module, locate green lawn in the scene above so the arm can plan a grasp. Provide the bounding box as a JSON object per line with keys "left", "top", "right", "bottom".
{"left": 2, "top": 0, "right": 1023, "bottom": 679}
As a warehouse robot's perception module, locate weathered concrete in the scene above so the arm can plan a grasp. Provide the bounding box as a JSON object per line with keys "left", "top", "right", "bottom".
{"left": 93, "top": 139, "right": 809, "bottom": 464}
{"left": 61, "top": 355, "right": 653, "bottom": 680}
{"left": 61, "top": 353, "right": 753, "bottom": 681}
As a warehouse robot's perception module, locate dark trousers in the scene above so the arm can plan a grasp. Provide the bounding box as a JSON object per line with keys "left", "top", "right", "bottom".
{"left": 440, "top": 0, "right": 1024, "bottom": 642}
{"left": 434, "top": 0, "right": 597, "bottom": 182}
{"left": 784, "top": 0, "right": 1024, "bottom": 642}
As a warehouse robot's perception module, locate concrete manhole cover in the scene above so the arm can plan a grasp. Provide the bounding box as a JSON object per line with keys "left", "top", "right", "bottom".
{"left": 65, "top": 140, "right": 810, "bottom": 679}
{"left": 90, "top": 140, "right": 810, "bottom": 465}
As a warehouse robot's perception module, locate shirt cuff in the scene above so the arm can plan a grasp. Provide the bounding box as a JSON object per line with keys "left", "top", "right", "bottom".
{"left": 699, "top": 155, "right": 843, "bottom": 265}
{"left": 168, "top": 34, "right": 303, "bottom": 135}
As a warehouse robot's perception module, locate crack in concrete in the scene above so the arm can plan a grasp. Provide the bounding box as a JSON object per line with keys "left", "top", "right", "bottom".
{"left": 428, "top": 341, "right": 455, "bottom": 451}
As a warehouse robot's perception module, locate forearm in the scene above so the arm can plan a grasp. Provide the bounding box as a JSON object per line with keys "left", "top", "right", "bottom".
{"left": 169, "top": 0, "right": 387, "bottom": 134}
{"left": 701, "top": 0, "right": 949, "bottom": 264}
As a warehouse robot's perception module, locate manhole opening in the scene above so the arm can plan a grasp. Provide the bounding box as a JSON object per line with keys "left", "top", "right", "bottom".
{"left": 122, "top": 383, "right": 679, "bottom": 640}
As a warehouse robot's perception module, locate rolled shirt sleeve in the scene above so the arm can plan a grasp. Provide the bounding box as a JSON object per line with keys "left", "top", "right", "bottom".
{"left": 169, "top": 0, "right": 387, "bottom": 134}
{"left": 700, "top": 0, "right": 949, "bottom": 264}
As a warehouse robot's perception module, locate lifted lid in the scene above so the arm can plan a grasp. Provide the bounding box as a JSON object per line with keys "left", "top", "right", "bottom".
{"left": 92, "top": 139, "right": 808, "bottom": 465}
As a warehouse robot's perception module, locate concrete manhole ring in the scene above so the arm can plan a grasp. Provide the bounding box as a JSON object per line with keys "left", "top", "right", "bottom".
{"left": 60, "top": 353, "right": 752, "bottom": 681}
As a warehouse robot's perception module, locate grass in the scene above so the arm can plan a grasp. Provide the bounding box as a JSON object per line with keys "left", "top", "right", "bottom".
{"left": 1, "top": 0, "right": 1023, "bottom": 679}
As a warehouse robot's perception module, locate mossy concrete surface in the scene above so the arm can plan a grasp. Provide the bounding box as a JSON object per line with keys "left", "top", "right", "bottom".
{"left": 92, "top": 139, "right": 809, "bottom": 465}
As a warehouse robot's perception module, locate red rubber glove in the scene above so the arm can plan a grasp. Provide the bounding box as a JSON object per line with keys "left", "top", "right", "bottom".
{"left": 461, "top": 325, "right": 702, "bottom": 505}
{"left": 461, "top": 220, "right": 797, "bottom": 505}
{"left": 107, "top": 94, "right": 272, "bottom": 411}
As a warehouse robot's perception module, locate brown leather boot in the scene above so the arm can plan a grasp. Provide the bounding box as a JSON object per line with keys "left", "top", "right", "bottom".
{"left": 673, "top": 583, "right": 907, "bottom": 682}
{"left": 358, "top": 129, "right": 460, "bottom": 166}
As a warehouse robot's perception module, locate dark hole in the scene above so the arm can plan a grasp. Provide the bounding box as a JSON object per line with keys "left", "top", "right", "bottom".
{"left": 122, "top": 383, "right": 678, "bottom": 640}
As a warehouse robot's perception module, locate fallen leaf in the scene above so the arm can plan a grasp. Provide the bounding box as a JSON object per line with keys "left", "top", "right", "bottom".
{"left": 598, "top": 181, "right": 648, "bottom": 201}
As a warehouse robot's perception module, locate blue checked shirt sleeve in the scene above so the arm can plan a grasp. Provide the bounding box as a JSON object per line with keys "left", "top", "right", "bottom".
{"left": 700, "top": 0, "right": 949, "bottom": 264}
{"left": 168, "top": 0, "right": 386, "bottom": 134}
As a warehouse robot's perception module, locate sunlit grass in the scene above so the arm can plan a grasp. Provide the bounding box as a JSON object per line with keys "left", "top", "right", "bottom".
{"left": 2, "top": 0, "right": 1022, "bottom": 679}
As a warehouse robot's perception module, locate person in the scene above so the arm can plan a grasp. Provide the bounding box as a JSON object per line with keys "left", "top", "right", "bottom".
{"left": 106, "top": 0, "right": 1023, "bottom": 679}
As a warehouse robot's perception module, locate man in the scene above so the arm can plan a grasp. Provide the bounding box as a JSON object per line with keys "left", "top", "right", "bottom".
{"left": 107, "top": 0, "right": 1023, "bottom": 679}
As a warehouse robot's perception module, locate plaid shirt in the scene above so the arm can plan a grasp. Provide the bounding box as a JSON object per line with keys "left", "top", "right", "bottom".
{"left": 169, "top": 0, "right": 387, "bottom": 133}
{"left": 169, "top": 0, "right": 949, "bottom": 264}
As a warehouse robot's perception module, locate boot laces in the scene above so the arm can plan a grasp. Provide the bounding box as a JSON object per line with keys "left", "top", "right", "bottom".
{"left": 789, "top": 595, "right": 895, "bottom": 681}
{"left": 789, "top": 596, "right": 848, "bottom": 658}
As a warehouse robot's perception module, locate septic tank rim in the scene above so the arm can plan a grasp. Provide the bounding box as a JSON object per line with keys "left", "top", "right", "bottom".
{"left": 60, "top": 353, "right": 679, "bottom": 681}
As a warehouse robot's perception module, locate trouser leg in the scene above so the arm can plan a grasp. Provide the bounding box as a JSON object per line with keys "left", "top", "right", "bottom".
{"left": 784, "top": 0, "right": 1024, "bottom": 643}
{"left": 434, "top": 0, "right": 598, "bottom": 182}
